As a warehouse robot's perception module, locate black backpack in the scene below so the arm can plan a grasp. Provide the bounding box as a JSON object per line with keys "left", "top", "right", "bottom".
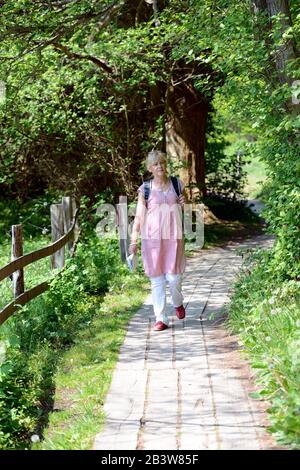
{"left": 143, "top": 176, "right": 181, "bottom": 205}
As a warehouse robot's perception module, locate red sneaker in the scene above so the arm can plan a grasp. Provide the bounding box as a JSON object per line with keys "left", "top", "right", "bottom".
{"left": 175, "top": 305, "right": 185, "bottom": 320}
{"left": 153, "top": 321, "right": 169, "bottom": 331}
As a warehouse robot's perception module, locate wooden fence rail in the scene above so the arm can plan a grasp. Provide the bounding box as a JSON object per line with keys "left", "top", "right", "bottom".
{"left": 0, "top": 206, "right": 79, "bottom": 326}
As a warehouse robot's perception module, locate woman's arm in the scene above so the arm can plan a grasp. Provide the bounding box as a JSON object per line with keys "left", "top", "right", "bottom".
{"left": 178, "top": 179, "right": 187, "bottom": 206}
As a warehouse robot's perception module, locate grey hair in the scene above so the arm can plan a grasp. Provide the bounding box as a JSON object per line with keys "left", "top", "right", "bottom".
{"left": 145, "top": 150, "right": 167, "bottom": 171}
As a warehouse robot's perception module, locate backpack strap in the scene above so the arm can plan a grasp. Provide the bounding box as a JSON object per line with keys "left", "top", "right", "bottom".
{"left": 143, "top": 179, "right": 152, "bottom": 207}
{"left": 143, "top": 180, "right": 151, "bottom": 201}
{"left": 144, "top": 177, "right": 181, "bottom": 204}
{"left": 170, "top": 176, "right": 181, "bottom": 197}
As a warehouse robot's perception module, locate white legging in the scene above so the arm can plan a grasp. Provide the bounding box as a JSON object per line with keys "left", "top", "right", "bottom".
{"left": 150, "top": 273, "right": 184, "bottom": 325}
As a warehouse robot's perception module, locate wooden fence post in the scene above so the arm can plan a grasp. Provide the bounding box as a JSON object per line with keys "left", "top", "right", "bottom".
{"left": 117, "top": 195, "right": 128, "bottom": 262}
{"left": 62, "top": 196, "right": 74, "bottom": 251}
{"left": 71, "top": 197, "right": 80, "bottom": 252}
{"left": 11, "top": 224, "right": 24, "bottom": 298}
{"left": 50, "top": 204, "right": 65, "bottom": 269}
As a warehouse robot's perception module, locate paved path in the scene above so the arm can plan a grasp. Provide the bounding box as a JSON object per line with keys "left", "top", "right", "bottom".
{"left": 93, "top": 234, "right": 278, "bottom": 450}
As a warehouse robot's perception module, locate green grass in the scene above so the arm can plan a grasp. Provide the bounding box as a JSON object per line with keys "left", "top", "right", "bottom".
{"left": 32, "top": 274, "right": 148, "bottom": 450}
{"left": 243, "top": 156, "right": 268, "bottom": 199}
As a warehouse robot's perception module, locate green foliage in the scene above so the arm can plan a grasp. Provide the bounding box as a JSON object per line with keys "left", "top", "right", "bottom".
{"left": 0, "top": 232, "right": 142, "bottom": 449}
{"left": 0, "top": 0, "right": 299, "bottom": 449}
{"left": 174, "top": 0, "right": 300, "bottom": 448}
{"left": 204, "top": 110, "right": 248, "bottom": 200}
{"left": 227, "top": 248, "right": 300, "bottom": 448}
{"left": 261, "top": 148, "right": 300, "bottom": 279}
{"left": 0, "top": 0, "right": 172, "bottom": 199}
{"left": 175, "top": 0, "right": 299, "bottom": 272}
{"left": 0, "top": 345, "right": 39, "bottom": 449}
{"left": 0, "top": 192, "right": 59, "bottom": 240}
{"left": 0, "top": 0, "right": 243, "bottom": 201}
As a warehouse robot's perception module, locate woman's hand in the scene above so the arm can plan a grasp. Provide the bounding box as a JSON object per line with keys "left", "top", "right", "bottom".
{"left": 128, "top": 243, "right": 138, "bottom": 255}
{"left": 178, "top": 195, "right": 185, "bottom": 206}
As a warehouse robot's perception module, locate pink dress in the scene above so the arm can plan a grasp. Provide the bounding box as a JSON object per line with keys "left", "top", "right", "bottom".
{"left": 137, "top": 178, "right": 186, "bottom": 278}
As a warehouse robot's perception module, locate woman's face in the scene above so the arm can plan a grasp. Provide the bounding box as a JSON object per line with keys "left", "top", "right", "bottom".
{"left": 149, "top": 159, "right": 167, "bottom": 177}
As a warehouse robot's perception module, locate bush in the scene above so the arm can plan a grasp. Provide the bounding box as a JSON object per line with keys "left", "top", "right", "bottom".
{"left": 227, "top": 247, "right": 300, "bottom": 449}
{"left": 70, "top": 236, "right": 126, "bottom": 295}
{"left": 0, "top": 234, "right": 133, "bottom": 449}
{"left": 0, "top": 346, "right": 38, "bottom": 449}
{"left": 0, "top": 192, "right": 60, "bottom": 241}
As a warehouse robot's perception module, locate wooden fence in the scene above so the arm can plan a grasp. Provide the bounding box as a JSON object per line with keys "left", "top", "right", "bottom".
{"left": 0, "top": 197, "right": 79, "bottom": 326}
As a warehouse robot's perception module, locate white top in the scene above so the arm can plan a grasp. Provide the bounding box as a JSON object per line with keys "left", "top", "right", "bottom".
{"left": 151, "top": 178, "right": 172, "bottom": 196}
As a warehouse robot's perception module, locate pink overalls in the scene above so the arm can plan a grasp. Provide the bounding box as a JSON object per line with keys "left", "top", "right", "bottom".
{"left": 137, "top": 177, "right": 186, "bottom": 325}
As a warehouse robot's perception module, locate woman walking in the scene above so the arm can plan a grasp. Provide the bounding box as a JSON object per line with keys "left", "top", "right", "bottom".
{"left": 129, "top": 150, "right": 186, "bottom": 331}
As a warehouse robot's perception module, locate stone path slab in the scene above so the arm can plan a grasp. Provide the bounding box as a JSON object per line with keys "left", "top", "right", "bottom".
{"left": 93, "top": 234, "right": 279, "bottom": 450}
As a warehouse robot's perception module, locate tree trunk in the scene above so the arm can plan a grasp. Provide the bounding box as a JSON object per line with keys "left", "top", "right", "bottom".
{"left": 266, "top": 0, "right": 297, "bottom": 86}
{"left": 252, "top": 0, "right": 299, "bottom": 113}
{"left": 165, "top": 79, "right": 209, "bottom": 199}
{"left": 252, "top": 0, "right": 268, "bottom": 12}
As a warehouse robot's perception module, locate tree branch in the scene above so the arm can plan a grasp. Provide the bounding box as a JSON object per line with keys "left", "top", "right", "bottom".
{"left": 0, "top": 1, "right": 124, "bottom": 61}
{"left": 53, "top": 43, "right": 113, "bottom": 73}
